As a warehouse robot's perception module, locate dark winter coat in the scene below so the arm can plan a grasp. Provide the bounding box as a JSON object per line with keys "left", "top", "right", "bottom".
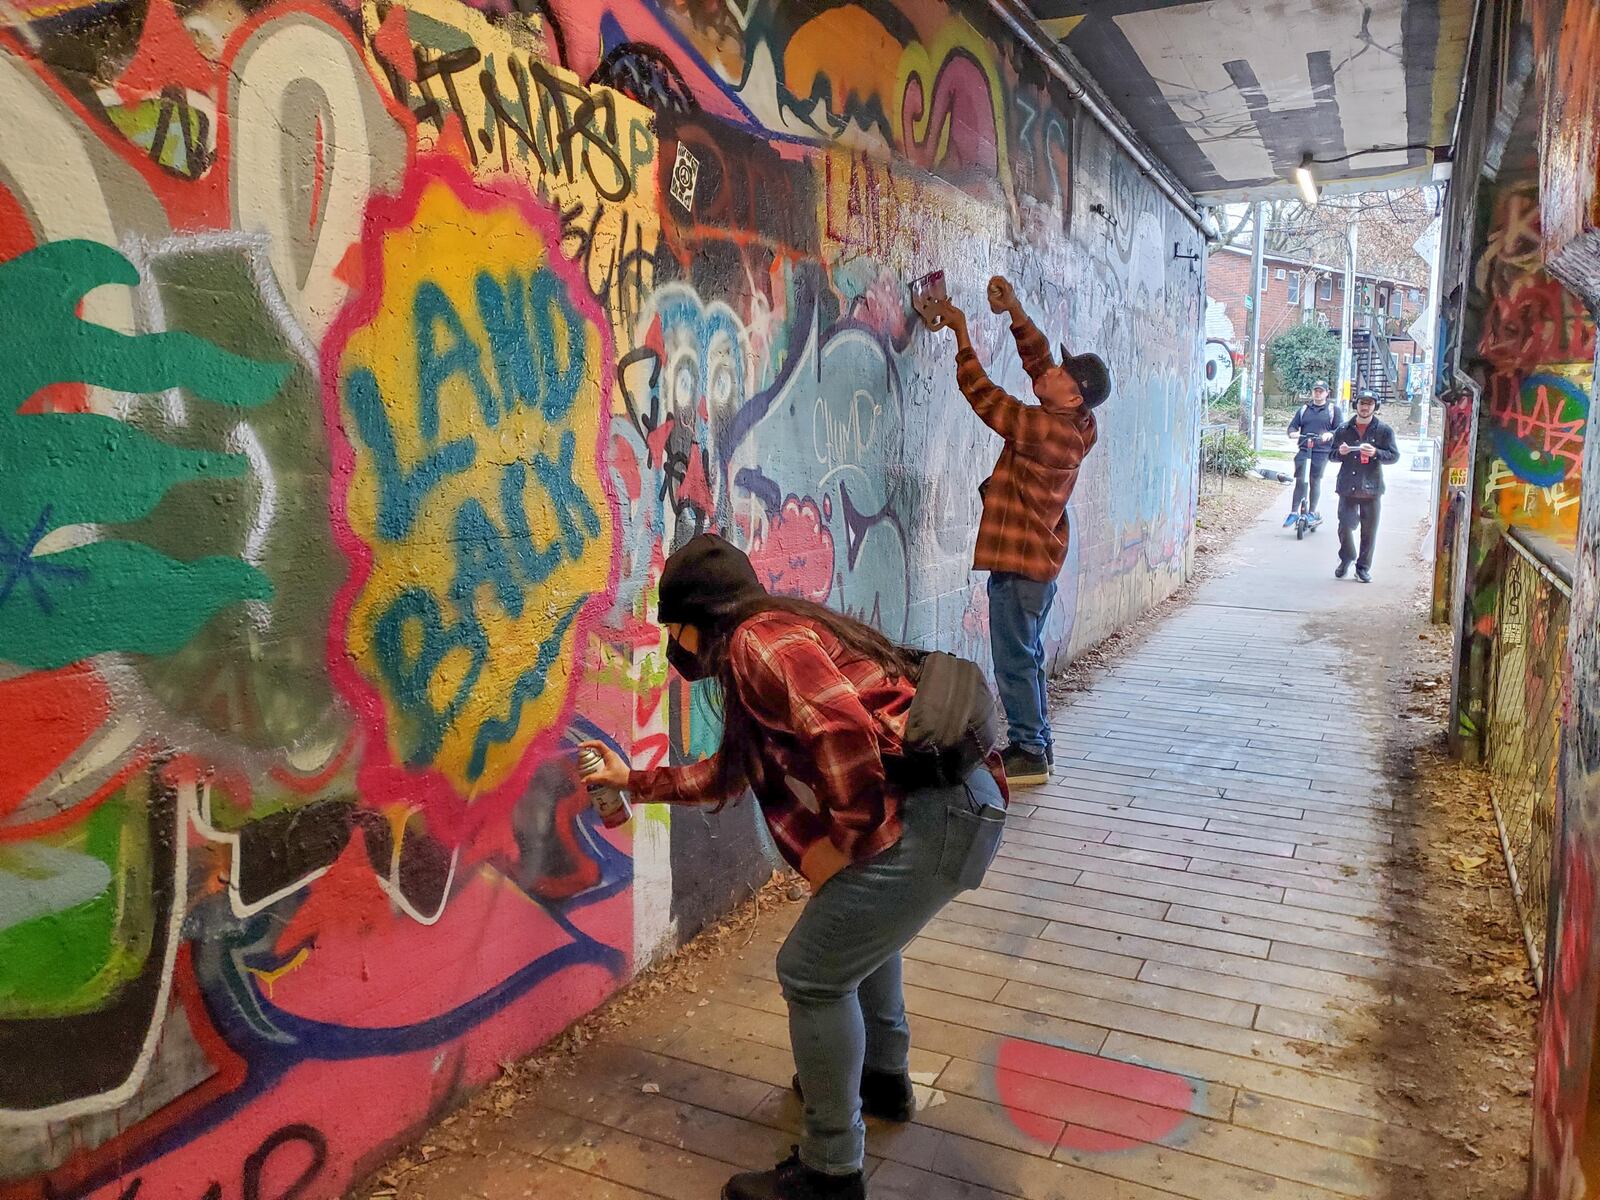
{"left": 1287, "top": 401, "right": 1342, "bottom": 456}
{"left": 1332, "top": 415, "right": 1401, "bottom": 497}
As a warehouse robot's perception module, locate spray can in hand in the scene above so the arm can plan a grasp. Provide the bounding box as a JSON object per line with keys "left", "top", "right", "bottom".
{"left": 578, "top": 747, "right": 632, "bottom": 829}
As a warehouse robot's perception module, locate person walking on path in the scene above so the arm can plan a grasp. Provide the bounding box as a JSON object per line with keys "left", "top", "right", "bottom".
{"left": 930, "top": 277, "right": 1108, "bottom": 788}
{"left": 1284, "top": 378, "right": 1341, "bottom": 527}
{"left": 1333, "top": 389, "right": 1401, "bottom": 583}
{"left": 580, "top": 534, "right": 1008, "bottom": 1200}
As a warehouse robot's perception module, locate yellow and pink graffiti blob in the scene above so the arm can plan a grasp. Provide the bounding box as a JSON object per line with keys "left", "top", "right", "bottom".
{"left": 325, "top": 160, "right": 619, "bottom": 838}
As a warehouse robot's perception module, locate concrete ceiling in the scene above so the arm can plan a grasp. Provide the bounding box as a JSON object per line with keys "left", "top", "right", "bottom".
{"left": 1029, "top": 0, "right": 1474, "bottom": 203}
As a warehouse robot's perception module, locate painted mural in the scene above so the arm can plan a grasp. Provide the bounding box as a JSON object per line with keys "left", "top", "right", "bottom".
{"left": 1453, "top": 184, "right": 1595, "bottom": 749}
{"left": 1527, "top": 3, "right": 1600, "bottom": 1195}
{"left": 0, "top": 0, "right": 1204, "bottom": 1195}
{"left": 1471, "top": 186, "right": 1595, "bottom": 545}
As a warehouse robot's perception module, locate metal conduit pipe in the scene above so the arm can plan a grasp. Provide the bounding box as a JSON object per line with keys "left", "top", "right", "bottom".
{"left": 983, "top": 0, "right": 1219, "bottom": 240}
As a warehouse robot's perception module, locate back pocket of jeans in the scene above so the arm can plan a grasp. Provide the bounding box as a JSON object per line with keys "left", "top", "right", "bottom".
{"left": 938, "top": 801, "right": 1006, "bottom": 892}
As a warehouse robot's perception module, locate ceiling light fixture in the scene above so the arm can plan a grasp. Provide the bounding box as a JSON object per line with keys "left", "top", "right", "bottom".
{"left": 1295, "top": 153, "right": 1320, "bottom": 207}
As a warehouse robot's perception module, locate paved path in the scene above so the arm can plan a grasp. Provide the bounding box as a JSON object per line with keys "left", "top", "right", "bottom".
{"left": 388, "top": 463, "right": 1438, "bottom": 1199}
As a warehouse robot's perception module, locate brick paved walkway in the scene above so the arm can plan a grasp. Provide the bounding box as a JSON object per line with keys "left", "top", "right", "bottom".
{"left": 384, "top": 482, "right": 1437, "bottom": 1199}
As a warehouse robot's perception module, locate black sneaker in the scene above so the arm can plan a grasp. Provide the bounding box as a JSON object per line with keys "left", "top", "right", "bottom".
{"left": 1356, "top": 567, "right": 1372, "bottom": 583}
{"left": 791, "top": 1069, "right": 914, "bottom": 1122}
{"left": 1001, "top": 744, "right": 1049, "bottom": 788}
{"left": 722, "top": 1147, "right": 865, "bottom": 1200}
{"left": 1335, "top": 560, "right": 1350, "bottom": 579}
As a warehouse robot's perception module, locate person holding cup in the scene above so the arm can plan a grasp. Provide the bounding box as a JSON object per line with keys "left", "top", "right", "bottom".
{"left": 1332, "top": 388, "right": 1401, "bottom": 583}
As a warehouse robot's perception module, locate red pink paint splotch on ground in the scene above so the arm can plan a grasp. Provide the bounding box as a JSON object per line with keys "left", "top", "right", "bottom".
{"left": 994, "top": 1039, "right": 1196, "bottom": 1152}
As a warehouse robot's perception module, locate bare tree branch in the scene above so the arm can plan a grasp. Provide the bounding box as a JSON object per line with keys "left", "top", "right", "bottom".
{"left": 1219, "top": 187, "right": 1438, "bottom": 281}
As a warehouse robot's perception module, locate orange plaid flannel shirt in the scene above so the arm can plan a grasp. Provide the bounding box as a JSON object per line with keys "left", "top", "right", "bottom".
{"left": 956, "top": 315, "right": 1097, "bottom": 582}
{"left": 628, "top": 611, "right": 1008, "bottom": 888}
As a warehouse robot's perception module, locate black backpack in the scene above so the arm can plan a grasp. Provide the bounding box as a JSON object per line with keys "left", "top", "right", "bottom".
{"left": 892, "top": 651, "right": 1004, "bottom": 788}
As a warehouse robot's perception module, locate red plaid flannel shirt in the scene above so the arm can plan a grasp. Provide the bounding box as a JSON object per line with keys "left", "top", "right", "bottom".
{"left": 628, "top": 611, "right": 1008, "bottom": 888}
{"left": 957, "top": 316, "right": 1097, "bottom": 582}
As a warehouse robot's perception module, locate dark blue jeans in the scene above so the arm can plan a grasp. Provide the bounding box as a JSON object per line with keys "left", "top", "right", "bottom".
{"left": 987, "top": 571, "right": 1057, "bottom": 758}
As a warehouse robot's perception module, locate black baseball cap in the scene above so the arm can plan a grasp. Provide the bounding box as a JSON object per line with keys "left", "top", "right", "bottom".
{"left": 1060, "top": 347, "right": 1111, "bottom": 408}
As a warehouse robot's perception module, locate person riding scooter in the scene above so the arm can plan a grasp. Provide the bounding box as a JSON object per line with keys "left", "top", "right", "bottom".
{"left": 1284, "top": 380, "right": 1340, "bottom": 529}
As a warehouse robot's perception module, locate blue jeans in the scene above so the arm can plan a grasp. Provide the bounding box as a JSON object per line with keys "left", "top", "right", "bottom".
{"left": 987, "top": 571, "right": 1057, "bottom": 757}
{"left": 777, "top": 769, "right": 1004, "bottom": 1174}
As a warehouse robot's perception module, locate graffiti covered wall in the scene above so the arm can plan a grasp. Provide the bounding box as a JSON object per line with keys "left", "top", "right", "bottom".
{"left": 1452, "top": 182, "right": 1595, "bottom": 750}
{"left": 0, "top": 0, "right": 1204, "bottom": 1195}
{"left": 1527, "top": 2, "right": 1600, "bottom": 1195}
{"left": 1471, "top": 186, "right": 1594, "bottom": 546}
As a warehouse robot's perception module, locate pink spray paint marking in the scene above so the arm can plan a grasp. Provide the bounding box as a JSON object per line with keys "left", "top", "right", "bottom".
{"left": 995, "top": 1038, "right": 1196, "bottom": 1153}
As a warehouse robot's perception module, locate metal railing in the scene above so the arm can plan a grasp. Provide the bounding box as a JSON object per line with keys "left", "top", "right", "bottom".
{"left": 1483, "top": 529, "right": 1573, "bottom": 984}
{"left": 1198, "top": 422, "right": 1232, "bottom": 496}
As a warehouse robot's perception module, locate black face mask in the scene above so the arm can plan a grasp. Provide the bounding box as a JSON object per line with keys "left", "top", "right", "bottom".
{"left": 666, "top": 637, "right": 707, "bottom": 682}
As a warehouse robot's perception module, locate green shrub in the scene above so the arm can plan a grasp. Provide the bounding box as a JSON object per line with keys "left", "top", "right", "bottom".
{"left": 1267, "top": 323, "right": 1340, "bottom": 398}
{"left": 1203, "top": 429, "right": 1259, "bottom": 477}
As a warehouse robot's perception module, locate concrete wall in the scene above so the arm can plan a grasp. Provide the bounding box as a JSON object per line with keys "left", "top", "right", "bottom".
{"left": 0, "top": 1, "right": 1204, "bottom": 1194}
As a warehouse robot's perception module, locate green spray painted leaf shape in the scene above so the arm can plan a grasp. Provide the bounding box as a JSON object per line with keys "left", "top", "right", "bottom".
{"left": 0, "top": 240, "right": 290, "bottom": 669}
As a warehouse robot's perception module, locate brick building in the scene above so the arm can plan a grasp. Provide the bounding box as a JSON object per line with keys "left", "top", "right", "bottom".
{"left": 1207, "top": 245, "right": 1430, "bottom": 403}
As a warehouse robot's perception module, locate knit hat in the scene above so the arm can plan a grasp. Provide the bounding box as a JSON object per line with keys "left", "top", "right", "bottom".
{"left": 657, "top": 534, "right": 769, "bottom": 634}
{"left": 1060, "top": 348, "right": 1111, "bottom": 408}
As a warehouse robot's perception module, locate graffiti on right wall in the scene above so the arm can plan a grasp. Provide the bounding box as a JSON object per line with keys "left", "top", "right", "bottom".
{"left": 1472, "top": 185, "right": 1595, "bottom": 544}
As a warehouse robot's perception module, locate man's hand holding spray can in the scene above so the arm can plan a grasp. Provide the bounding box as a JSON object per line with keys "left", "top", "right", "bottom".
{"left": 578, "top": 746, "right": 632, "bottom": 829}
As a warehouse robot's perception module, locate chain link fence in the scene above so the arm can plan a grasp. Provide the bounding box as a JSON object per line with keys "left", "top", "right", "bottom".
{"left": 1484, "top": 533, "right": 1572, "bottom": 983}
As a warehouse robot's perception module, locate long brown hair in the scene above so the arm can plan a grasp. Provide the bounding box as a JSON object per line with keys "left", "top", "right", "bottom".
{"left": 694, "top": 595, "right": 920, "bottom": 803}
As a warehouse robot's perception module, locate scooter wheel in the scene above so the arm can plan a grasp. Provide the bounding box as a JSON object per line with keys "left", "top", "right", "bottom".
{"left": 1296, "top": 523, "right": 1305, "bottom": 541}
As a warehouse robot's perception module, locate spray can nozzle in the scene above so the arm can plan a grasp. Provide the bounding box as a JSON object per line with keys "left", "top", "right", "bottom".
{"left": 578, "top": 747, "right": 632, "bottom": 829}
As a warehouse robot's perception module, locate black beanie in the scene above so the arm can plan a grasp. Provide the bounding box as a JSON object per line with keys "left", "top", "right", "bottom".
{"left": 657, "top": 534, "right": 769, "bottom": 634}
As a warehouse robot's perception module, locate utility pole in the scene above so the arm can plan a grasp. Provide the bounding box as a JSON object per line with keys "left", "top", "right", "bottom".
{"left": 1336, "top": 220, "right": 1360, "bottom": 404}
{"left": 1243, "top": 201, "right": 1266, "bottom": 447}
